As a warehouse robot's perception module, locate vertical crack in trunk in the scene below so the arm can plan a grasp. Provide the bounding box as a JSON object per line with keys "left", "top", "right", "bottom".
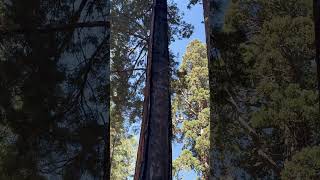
{"left": 134, "top": 0, "right": 172, "bottom": 179}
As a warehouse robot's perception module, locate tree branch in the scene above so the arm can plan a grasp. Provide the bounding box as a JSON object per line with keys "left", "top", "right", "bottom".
{"left": 224, "top": 87, "right": 281, "bottom": 174}
{"left": 0, "top": 21, "right": 110, "bottom": 35}
{"left": 111, "top": 68, "right": 146, "bottom": 74}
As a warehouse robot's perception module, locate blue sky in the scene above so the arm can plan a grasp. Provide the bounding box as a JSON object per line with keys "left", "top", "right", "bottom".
{"left": 170, "top": 1, "right": 206, "bottom": 63}
{"left": 170, "top": 1, "right": 205, "bottom": 179}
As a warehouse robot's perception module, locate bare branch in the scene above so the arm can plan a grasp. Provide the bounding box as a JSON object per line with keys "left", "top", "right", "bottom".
{"left": 111, "top": 68, "right": 146, "bottom": 74}
{"left": 224, "top": 87, "right": 281, "bottom": 174}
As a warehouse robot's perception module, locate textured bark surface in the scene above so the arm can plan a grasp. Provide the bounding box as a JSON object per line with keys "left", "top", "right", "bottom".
{"left": 202, "top": 0, "right": 224, "bottom": 179}
{"left": 134, "top": 0, "right": 172, "bottom": 179}
{"left": 314, "top": 0, "right": 320, "bottom": 112}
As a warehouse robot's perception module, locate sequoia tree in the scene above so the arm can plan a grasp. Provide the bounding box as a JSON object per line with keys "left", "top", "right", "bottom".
{"left": 172, "top": 40, "right": 210, "bottom": 179}
{"left": 134, "top": 0, "right": 172, "bottom": 179}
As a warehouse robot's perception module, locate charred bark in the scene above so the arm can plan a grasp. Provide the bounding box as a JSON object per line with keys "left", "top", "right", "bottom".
{"left": 134, "top": 0, "right": 172, "bottom": 179}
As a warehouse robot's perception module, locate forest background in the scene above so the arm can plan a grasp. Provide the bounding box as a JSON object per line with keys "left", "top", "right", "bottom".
{"left": 0, "top": 0, "right": 319, "bottom": 179}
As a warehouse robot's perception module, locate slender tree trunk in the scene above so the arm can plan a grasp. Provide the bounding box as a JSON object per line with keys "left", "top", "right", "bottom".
{"left": 105, "top": 21, "right": 111, "bottom": 180}
{"left": 134, "top": 0, "right": 172, "bottom": 179}
{"left": 314, "top": 0, "right": 320, "bottom": 113}
{"left": 104, "top": 116, "right": 110, "bottom": 179}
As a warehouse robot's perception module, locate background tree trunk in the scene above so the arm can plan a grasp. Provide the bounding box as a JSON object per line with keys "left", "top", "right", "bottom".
{"left": 134, "top": 0, "right": 172, "bottom": 179}
{"left": 314, "top": 0, "right": 320, "bottom": 113}
{"left": 202, "top": 0, "right": 225, "bottom": 179}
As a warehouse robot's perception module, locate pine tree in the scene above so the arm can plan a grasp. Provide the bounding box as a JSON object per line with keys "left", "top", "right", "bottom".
{"left": 172, "top": 40, "right": 210, "bottom": 179}
{"left": 188, "top": 0, "right": 320, "bottom": 179}
{"left": 223, "top": 0, "right": 320, "bottom": 178}
{"left": 0, "top": 0, "right": 110, "bottom": 178}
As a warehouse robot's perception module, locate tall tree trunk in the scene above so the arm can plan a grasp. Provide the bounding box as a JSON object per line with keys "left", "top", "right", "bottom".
{"left": 314, "top": 0, "right": 320, "bottom": 113}
{"left": 202, "top": 0, "right": 215, "bottom": 178}
{"left": 202, "top": 0, "right": 225, "bottom": 179}
{"left": 105, "top": 19, "right": 111, "bottom": 179}
{"left": 134, "top": 0, "right": 172, "bottom": 179}
{"left": 104, "top": 84, "right": 110, "bottom": 179}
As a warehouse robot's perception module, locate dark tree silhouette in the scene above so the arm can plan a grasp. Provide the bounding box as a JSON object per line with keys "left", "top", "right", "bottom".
{"left": 314, "top": 0, "right": 320, "bottom": 112}
{"left": 0, "top": 0, "right": 110, "bottom": 179}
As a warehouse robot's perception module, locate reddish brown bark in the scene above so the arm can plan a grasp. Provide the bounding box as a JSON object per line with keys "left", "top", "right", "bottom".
{"left": 134, "top": 0, "right": 172, "bottom": 179}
